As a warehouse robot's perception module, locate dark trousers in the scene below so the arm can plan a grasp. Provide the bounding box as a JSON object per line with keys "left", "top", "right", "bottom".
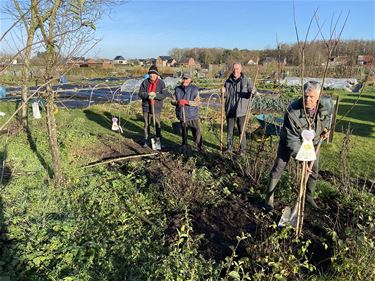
{"left": 227, "top": 116, "right": 246, "bottom": 150}
{"left": 181, "top": 119, "right": 203, "bottom": 148}
{"left": 143, "top": 112, "right": 161, "bottom": 140}
{"left": 270, "top": 141, "right": 320, "bottom": 184}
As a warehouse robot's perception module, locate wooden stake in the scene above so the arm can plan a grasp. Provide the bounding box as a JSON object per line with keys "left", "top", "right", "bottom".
{"left": 220, "top": 87, "right": 225, "bottom": 152}
{"left": 82, "top": 152, "right": 159, "bottom": 168}
{"left": 296, "top": 161, "right": 307, "bottom": 237}
{"left": 295, "top": 138, "right": 323, "bottom": 236}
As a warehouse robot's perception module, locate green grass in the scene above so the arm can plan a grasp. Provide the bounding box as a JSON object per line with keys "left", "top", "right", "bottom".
{"left": 320, "top": 86, "right": 375, "bottom": 179}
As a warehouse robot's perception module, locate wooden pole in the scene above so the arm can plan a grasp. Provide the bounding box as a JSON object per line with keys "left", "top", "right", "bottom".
{"left": 295, "top": 138, "right": 323, "bottom": 236}
{"left": 82, "top": 152, "right": 159, "bottom": 168}
{"left": 182, "top": 105, "right": 188, "bottom": 155}
{"left": 329, "top": 95, "right": 340, "bottom": 142}
{"left": 296, "top": 161, "right": 307, "bottom": 237}
{"left": 237, "top": 94, "right": 255, "bottom": 152}
{"left": 220, "top": 87, "right": 225, "bottom": 152}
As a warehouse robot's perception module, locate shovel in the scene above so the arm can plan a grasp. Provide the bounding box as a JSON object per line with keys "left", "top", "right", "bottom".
{"left": 182, "top": 105, "right": 188, "bottom": 155}
{"left": 150, "top": 100, "right": 161, "bottom": 151}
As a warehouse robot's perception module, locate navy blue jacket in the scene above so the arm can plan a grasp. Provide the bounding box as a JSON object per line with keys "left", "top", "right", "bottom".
{"left": 138, "top": 78, "right": 170, "bottom": 113}
{"left": 173, "top": 84, "right": 200, "bottom": 121}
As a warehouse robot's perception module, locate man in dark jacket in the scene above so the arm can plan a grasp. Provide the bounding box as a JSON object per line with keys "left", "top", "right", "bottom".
{"left": 264, "top": 81, "right": 333, "bottom": 210}
{"left": 138, "top": 65, "right": 169, "bottom": 148}
{"left": 223, "top": 63, "right": 256, "bottom": 155}
{"left": 171, "top": 72, "right": 202, "bottom": 153}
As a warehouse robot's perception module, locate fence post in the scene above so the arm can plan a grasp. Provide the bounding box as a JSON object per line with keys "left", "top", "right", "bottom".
{"left": 329, "top": 95, "right": 340, "bottom": 142}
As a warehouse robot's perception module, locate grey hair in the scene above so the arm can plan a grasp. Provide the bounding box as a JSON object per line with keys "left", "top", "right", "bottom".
{"left": 304, "top": 81, "right": 321, "bottom": 95}
{"left": 232, "top": 62, "right": 242, "bottom": 71}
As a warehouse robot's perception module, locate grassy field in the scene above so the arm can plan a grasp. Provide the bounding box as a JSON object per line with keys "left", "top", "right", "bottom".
{"left": 320, "top": 86, "right": 375, "bottom": 179}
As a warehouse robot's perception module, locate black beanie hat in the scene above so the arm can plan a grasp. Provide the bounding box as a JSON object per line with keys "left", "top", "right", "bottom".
{"left": 148, "top": 65, "right": 159, "bottom": 75}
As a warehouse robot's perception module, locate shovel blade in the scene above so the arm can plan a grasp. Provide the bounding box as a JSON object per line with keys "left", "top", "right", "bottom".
{"left": 278, "top": 206, "right": 292, "bottom": 227}
{"left": 151, "top": 137, "right": 161, "bottom": 151}
{"left": 289, "top": 203, "right": 299, "bottom": 228}
{"left": 278, "top": 203, "right": 299, "bottom": 228}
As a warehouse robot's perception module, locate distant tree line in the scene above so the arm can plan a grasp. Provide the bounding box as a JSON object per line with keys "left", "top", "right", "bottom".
{"left": 169, "top": 40, "right": 375, "bottom": 66}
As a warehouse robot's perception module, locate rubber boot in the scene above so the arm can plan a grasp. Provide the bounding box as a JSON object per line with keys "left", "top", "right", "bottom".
{"left": 224, "top": 142, "right": 233, "bottom": 154}
{"left": 306, "top": 179, "right": 318, "bottom": 209}
{"left": 264, "top": 178, "right": 280, "bottom": 210}
{"left": 143, "top": 136, "right": 149, "bottom": 148}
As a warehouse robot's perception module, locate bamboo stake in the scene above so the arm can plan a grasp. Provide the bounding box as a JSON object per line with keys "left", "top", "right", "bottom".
{"left": 295, "top": 138, "right": 323, "bottom": 236}
{"left": 296, "top": 161, "right": 307, "bottom": 236}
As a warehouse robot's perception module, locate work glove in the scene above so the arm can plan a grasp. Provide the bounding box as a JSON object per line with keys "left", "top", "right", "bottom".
{"left": 148, "top": 92, "right": 156, "bottom": 99}
{"left": 178, "top": 99, "right": 189, "bottom": 106}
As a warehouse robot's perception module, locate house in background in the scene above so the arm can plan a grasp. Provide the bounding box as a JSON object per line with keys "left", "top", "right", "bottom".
{"left": 156, "top": 56, "right": 176, "bottom": 67}
{"left": 113, "top": 56, "right": 127, "bottom": 65}
{"left": 85, "top": 58, "right": 113, "bottom": 68}
{"left": 66, "top": 57, "right": 85, "bottom": 67}
{"left": 357, "top": 55, "right": 374, "bottom": 65}
{"left": 178, "top": 57, "right": 197, "bottom": 67}
{"left": 166, "top": 57, "right": 177, "bottom": 67}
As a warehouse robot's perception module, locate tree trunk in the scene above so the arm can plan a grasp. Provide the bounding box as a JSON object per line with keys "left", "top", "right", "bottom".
{"left": 45, "top": 85, "right": 63, "bottom": 186}
{"left": 19, "top": 26, "right": 36, "bottom": 130}
{"left": 20, "top": 84, "right": 28, "bottom": 129}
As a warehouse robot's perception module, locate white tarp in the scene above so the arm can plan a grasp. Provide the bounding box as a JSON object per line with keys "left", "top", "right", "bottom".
{"left": 120, "top": 79, "right": 142, "bottom": 93}
{"left": 280, "top": 77, "right": 359, "bottom": 92}
{"left": 120, "top": 77, "right": 180, "bottom": 93}
{"left": 163, "top": 77, "right": 180, "bottom": 89}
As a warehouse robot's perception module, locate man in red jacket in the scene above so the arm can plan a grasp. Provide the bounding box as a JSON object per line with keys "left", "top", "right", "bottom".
{"left": 138, "top": 66, "right": 170, "bottom": 148}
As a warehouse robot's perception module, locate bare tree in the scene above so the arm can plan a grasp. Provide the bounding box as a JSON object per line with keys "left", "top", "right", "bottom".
{"left": 3, "top": 0, "right": 46, "bottom": 129}
{"left": 28, "top": 0, "right": 117, "bottom": 185}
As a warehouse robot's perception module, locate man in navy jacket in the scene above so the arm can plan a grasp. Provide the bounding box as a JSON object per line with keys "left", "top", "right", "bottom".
{"left": 171, "top": 72, "right": 203, "bottom": 153}
{"left": 138, "top": 66, "right": 170, "bottom": 148}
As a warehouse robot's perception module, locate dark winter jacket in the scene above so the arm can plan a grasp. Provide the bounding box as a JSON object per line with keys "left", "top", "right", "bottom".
{"left": 280, "top": 96, "right": 333, "bottom": 157}
{"left": 173, "top": 84, "right": 200, "bottom": 121}
{"left": 223, "top": 73, "right": 256, "bottom": 117}
{"left": 138, "top": 78, "right": 170, "bottom": 113}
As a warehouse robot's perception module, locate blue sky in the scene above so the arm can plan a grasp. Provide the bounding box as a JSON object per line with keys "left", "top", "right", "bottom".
{"left": 1, "top": 0, "right": 374, "bottom": 59}
{"left": 91, "top": 0, "right": 374, "bottom": 59}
